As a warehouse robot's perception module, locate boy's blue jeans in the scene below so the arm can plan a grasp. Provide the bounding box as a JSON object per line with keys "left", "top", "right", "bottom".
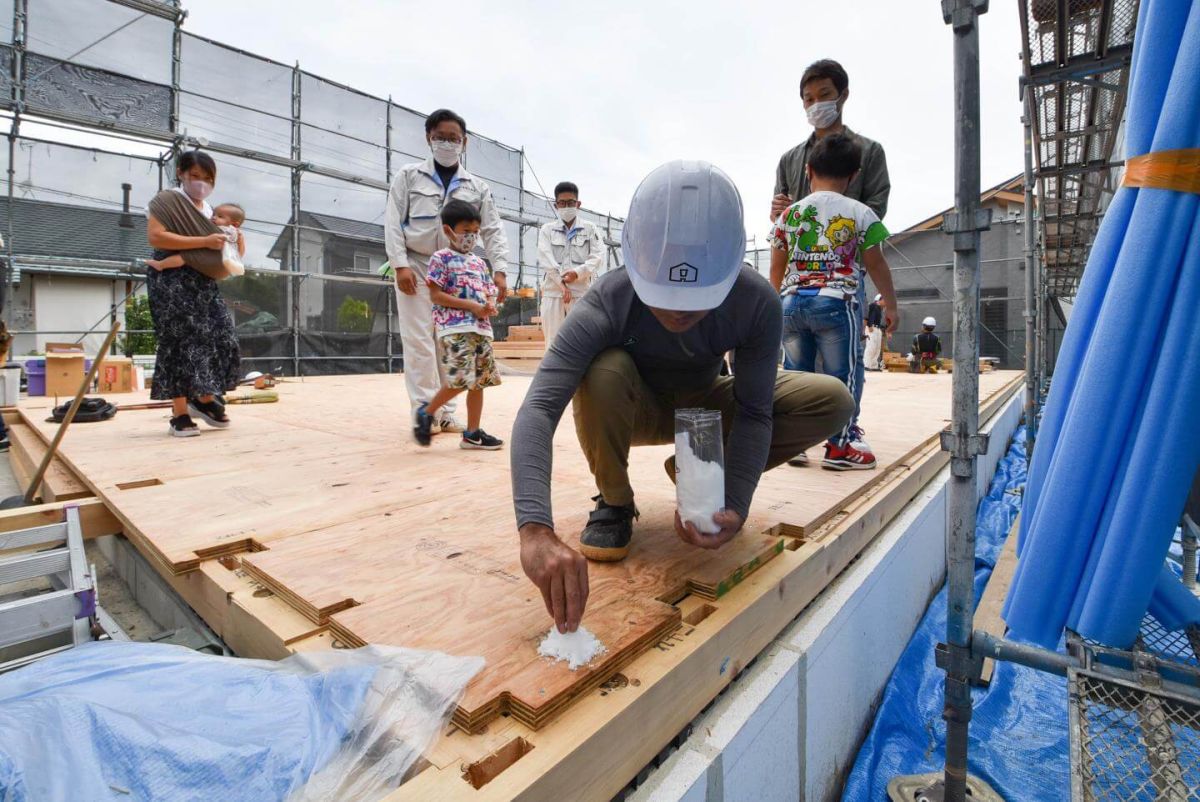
{"left": 781, "top": 293, "right": 860, "bottom": 447}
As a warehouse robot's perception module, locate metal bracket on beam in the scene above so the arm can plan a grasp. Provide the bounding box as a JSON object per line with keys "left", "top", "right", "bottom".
{"left": 940, "top": 430, "right": 990, "bottom": 477}
{"left": 942, "top": 208, "right": 993, "bottom": 252}
{"left": 941, "top": 0, "right": 989, "bottom": 30}
{"left": 936, "top": 642, "right": 985, "bottom": 683}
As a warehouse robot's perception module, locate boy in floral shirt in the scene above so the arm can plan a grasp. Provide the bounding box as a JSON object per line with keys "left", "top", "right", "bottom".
{"left": 413, "top": 200, "right": 504, "bottom": 450}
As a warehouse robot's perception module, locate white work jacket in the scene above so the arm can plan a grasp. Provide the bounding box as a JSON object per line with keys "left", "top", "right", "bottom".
{"left": 384, "top": 158, "right": 510, "bottom": 277}
{"left": 537, "top": 218, "right": 604, "bottom": 299}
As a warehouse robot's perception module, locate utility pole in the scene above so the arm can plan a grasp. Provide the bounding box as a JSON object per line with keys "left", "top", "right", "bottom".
{"left": 938, "top": 1, "right": 991, "bottom": 801}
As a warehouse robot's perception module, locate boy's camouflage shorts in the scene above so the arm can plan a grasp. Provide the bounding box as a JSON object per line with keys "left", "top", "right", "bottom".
{"left": 440, "top": 332, "right": 501, "bottom": 391}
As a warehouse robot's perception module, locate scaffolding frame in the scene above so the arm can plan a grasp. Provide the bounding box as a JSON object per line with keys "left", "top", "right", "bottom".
{"left": 928, "top": 1, "right": 1200, "bottom": 800}
{"left": 0, "top": 0, "right": 624, "bottom": 367}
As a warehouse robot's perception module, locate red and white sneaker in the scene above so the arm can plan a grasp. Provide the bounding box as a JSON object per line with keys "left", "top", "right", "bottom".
{"left": 823, "top": 441, "right": 877, "bottom": 470}
{"left": 848, "top": 425, "right": 872, "bottom": 453}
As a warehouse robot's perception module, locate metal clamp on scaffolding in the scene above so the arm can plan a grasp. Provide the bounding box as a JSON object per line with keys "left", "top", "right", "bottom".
{"left": 938, "top": 430, "right": 990, "bottom": 478}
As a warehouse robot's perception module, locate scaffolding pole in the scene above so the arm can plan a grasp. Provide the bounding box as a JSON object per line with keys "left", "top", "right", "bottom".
{"left": 290, "top": 62, "right": 302, "bottom": 377}
{"left": 1022, "top": 83, "right": 1039, "bottom": 456}
{"left": 939, "top": 2, "right": 991, "bottom": 801}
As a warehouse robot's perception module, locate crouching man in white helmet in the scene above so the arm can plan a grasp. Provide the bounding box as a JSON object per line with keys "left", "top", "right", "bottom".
{"left": 913, "top": 317, "right": 942, "bottom": 374}
{"left": 511, "top": 161, "right": 854, "bottom": 633}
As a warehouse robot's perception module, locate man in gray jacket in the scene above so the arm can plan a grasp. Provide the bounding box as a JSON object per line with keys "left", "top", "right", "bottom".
{"left": 513, "top": 161, "right": 853, "bottom": 633}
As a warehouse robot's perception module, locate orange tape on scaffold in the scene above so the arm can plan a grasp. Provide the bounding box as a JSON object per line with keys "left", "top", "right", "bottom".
{"left": 1122, "top": 148, "right": 1200, "bottom": 194}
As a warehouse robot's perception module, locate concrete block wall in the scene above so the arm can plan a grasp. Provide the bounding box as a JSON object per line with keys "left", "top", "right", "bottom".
{"left": 631, "top": 393, "right": 1024, "bottom": 802}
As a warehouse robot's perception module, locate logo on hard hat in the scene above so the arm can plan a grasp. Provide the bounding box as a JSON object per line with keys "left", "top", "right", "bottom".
{"left": 668, "top": 263, "right": 699, "bottom": 283}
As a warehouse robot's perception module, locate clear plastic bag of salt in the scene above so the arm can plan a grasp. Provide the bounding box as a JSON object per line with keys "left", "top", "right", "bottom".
{"left": 674, "top": 409, "right": 724, "bottom": 535}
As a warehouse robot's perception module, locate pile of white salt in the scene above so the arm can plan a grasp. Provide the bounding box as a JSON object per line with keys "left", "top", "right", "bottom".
{"left": 538, "top": 625, "right": 606, "bottom": 670}
{"left": 675, "top": 433, "right": 725, "bottom": 535}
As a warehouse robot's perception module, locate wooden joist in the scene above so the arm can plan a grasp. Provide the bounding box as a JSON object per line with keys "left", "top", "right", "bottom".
{"left": 974, "top": 513, "right": 1020, "bottom": 685}
{"left": 7, "top": 421, "right": 91, "bottom": 502}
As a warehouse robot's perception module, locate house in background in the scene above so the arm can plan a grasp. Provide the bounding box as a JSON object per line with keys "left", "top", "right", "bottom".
{"left": 875, "top": 175, "right": 1064, "bottom": 369}
{"left": 0, "top": 196, "right": 149, "bottom": 357}
{"left": 268, "top": 211, "right": 392, "bottom": 336}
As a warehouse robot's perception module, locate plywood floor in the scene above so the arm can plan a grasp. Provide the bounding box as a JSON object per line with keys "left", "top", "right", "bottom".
{"left": 17, "top": 369, "right": 1018, "bottom": 732}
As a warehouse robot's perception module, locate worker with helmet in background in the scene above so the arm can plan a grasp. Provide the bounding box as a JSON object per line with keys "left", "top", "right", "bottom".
{"left": 913, "top": 317, "right": 942, "bottom": 373}
{"left": 512, "top": 161, "right": 854, "bottom": 633}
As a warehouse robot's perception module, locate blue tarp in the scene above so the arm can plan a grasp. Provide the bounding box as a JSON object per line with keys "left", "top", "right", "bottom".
{"left": 0, "top": 641, "right": 483, "bottom": 802}
{"left": 0, "top": 642, "right": 369, "bottom": 801}
{"left": 843, "top": 430, "right": 1075, "bottom": 801}
{"left": 1004, "top": 0, "right": 1200, "bottom": 649}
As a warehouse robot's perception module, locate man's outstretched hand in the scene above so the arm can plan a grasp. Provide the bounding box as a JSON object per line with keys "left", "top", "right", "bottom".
{"left": 520, "top": 524, "right": 590, "bottom": 633}
{"left": 674, "top": 509, "right": 744, "bottom": 550}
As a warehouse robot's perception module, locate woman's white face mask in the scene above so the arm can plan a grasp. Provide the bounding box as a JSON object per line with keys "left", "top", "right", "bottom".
{"left": 183, "top": 178, "right": 214, "bottom": 202}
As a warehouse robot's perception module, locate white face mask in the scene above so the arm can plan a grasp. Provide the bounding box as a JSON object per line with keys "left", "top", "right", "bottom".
{"left": 430, "top": 140, "right": 463, "bottom": 168}
{"left": 557, "top": 206, "right": 578, "bottom": 224}
{"left": 806, "top": 99, "right": 840, "bottom": 129}
{"left": 183, "top": 178, "right": 213, "bottom": 202}
{"left": 452, "top": 231, "right": 478, "bottom": 253}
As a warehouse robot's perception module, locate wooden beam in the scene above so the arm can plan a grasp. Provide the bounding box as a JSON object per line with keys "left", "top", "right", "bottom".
{"left": 974, "top": 514, "right": 1020, "bottom": 685}
{"left": 0, "top": 497, "right": 121, "bottom": 540}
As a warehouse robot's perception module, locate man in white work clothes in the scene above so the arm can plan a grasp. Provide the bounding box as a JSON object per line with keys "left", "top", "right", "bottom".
{"left": 385, "top": 108, "right": 510, "bottom": 433}
{"left": 537, "top": 181, "right": 605, "bottom": 344}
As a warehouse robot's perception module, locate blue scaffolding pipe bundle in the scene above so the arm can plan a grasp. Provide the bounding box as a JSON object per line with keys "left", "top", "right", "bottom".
{"left": 1004, "top": 0, "right": 1200, "bottom": 650}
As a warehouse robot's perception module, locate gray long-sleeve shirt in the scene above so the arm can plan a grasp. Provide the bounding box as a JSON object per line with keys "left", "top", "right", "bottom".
{"left": 774, "top": 126, "right": 891, "bottom": 220}
{"left": 511, "top": 266, "right": 783, "bottom": 531}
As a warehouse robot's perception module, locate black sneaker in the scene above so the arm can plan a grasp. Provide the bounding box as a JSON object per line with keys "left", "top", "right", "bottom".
{"left": 0, "top": 437, "right": 9, "bottom": 452}
{"left": 460, "top": 429, "right": 504, "bottom": 450}
{"left": 188, "top": 398, "right": 230, "bottom": 428}
{"left": 413, "top": 403, "right": 433, "bottom": 447}
{"left": 579, "top": 495, "right": 639, "bottom": 562}
{"left": 169, "top": 415, "right": 200, "bottom": 438}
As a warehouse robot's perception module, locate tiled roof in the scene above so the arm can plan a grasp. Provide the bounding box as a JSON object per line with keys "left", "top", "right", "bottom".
{"left": 0, "top": 197, "right": 151, "bottom": 262}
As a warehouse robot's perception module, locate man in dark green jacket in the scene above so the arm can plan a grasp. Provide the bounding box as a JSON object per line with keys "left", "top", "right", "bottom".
{"left": 770, "top": 59, "right": 891, "bottom": 222}
{"left": 770, "top": 59, "right": 891, "bottom": 466}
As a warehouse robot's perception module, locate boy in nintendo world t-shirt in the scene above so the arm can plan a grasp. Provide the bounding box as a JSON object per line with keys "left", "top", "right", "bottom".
{"left": 770, "top": 133, "right": 898, "bottom": 470}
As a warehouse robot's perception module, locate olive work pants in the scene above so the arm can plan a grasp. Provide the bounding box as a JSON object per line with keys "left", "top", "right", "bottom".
{"left": 572, "top": 348, "right": 855, "bottom": 508}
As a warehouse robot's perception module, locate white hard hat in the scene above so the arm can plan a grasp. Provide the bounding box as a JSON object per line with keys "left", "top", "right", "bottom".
{"left": 923, "top": 316, "right": 937, "bottom": 328}
{"left": 621, "top": 160, "right": 745, "bottom": 312}
{"left": 874, "top": 293, "right": 882, "bottom": 302}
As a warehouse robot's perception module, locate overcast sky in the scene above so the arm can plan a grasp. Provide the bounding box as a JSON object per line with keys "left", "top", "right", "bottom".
{"left": 173, "top": 0, "right": 1026, "bottom": 238}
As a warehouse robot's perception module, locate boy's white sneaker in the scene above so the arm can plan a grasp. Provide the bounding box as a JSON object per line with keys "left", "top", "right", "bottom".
{"left": 437, "top": 414, "right": 465, "bottom": 434}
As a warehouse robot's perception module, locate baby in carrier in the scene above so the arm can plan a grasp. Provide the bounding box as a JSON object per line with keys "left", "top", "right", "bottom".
{"left": 147, "top": 202, "right": 246, "bottom": 277}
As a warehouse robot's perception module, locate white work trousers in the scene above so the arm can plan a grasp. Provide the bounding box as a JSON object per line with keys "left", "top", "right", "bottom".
{"left": 864, "top": 327, "right": 884, "bottom": 371}
{"left": 394, "top": 265, "right": 456, "bottom": 415}
{"left": 541, "top": 295, "right": 568, "bottom": 345}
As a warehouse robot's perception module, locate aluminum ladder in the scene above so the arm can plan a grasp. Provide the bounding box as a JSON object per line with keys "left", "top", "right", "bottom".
{"left": 0, "top": 507, "right": 95, "bottom": 671}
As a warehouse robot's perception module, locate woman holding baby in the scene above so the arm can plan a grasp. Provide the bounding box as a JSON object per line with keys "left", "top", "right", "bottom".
{"left": 145, "top": 150, "right": 243, "bottom": 438}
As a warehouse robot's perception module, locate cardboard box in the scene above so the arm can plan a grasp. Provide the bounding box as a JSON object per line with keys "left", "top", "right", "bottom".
{"left": 44, "top": 342, "right": 86, "bottom": 399}
{"left": 98, "top": 356, "right": 135, "bottom": 393}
